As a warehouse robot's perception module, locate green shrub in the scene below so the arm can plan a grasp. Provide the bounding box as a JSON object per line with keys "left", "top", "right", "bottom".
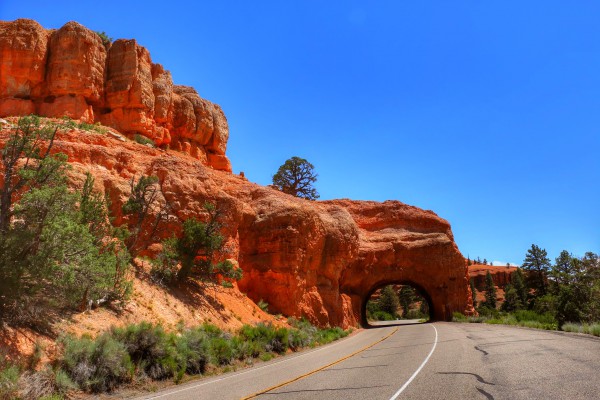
{"left": 60, "top": 333, "right": 133, "bottom": 393}
{"left": 177, "top": 328, "right": 210, "bottom": 375}
{"left": 371, "top": 311, "right": 395, "bottom": 321}
{"left": 476, "top": 305, "right": 500, "bottom": 319}
{"left": 0, "top": 364, "right": 19, "bottom": 400}
{"left": 588, "top": 324, "right": 600, "bottom": 337}
{"left": 20, "top": 366, "right": 76, "bottom": 399}
{"left": 316, "top": 327, "right": 348, "bottom": 344}
{"left": 231, "top": 336, "right": 261, "bottom": 360}
{"left": 95, "top": 31, "right": 112, "bottom": 46}
{"left": 452, "top": 312, "right": 467, "bottom": 322}
{"left": 110, "top": 322, "right": 179, "bottom": 380}
{"left": 210, "top": 337, "right": 233, "bottom": 365}
{"left": 257, "top": 299, "right": 269, "bottom": 313}
{"left": 134, "top": 134, "right": 155, "bottom": 147}
{"left": 467, "top": 316, "right": 488, "bottom": 323}
{"left": 287, "top": 328, "right": 310, "bottom": 350}
{"left": 238, "top": 323, "right": 289, "bottom": 354}
{"left": 199, "top": 323, "right": 223, "bottom": 338}
{"left": 562, "top": 322, "right": 582, "bottom": 333}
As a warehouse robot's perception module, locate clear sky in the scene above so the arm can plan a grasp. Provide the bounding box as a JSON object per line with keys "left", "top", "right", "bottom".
{"left": 2, "top": 1, "right": 598, "bottom": 265}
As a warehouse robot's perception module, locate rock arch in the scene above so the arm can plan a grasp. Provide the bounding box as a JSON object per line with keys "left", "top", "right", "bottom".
{"left": 237, "top": 197, "right": 475, "bottom": 328}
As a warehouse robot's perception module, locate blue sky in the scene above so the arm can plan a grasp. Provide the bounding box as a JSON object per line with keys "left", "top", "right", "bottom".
{"left": 2, "top": 1, "right": 598, "bottom": 265}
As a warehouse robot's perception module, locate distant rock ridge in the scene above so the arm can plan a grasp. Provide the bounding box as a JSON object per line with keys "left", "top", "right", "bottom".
{"left": 0, "top": 19, "right": 231, "bottom": 172}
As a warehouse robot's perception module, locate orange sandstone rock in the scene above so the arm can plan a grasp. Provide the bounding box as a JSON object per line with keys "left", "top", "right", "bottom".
{"left": 0, "top": 19, "right": 49, "bottom": 99}
{"left": 0, "top": 121, "right": 472, "bottom": 328}
{"left": 0, "top": 19, "right": 231, "bottom": 172}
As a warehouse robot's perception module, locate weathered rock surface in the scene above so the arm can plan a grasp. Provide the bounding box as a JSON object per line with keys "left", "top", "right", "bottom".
{"left": 0, "top": 19, "right": 230, "bottom": 171}
{"left": 0, "top": 121, "right": 473, "bottom": 327}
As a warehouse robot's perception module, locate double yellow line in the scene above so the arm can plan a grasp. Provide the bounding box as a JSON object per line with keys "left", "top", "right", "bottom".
{"left": 241, "top": 327, "right": 399, "bottom": 399}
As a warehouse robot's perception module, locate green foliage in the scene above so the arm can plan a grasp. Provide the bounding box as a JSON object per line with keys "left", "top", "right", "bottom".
{"left": 122, "top": 174, "right": 163, "bottom": 255}
{"left": 57, "top": 116, "right": 106, "bottom": 134}
{"left": 43, "top": 319, "right": 353, "bottom": 394}
{"left": 0, "top": 364, "right": 19, "bottom": 400}
{"left": 177, "top": 328, "right": 210, "bottom": 375}
{"left": 398, "top": 286, "right": 415, "bottom": 318}
{"left": 547, "top": 250, "right": 600, "bottom": 328}
{"left": 210, "top": 337, "right": 233, "bottom": 365}
{"left": 562, "top": 323, "right": 600, "bottom": 337}
{"left": 272, "top": 156, "right": 319, "bottom": 200}
{"left": 134, "top": 134, "right": 155, "bottom": 147}
{"left": 483, "top": 271, "right": 497, "bottom": 309}
{"left": 257, "top": 299, "right": 269, "bottom": 313}
{"left": 60, "top": 333, "right": 133, "bottom": 393}
{"left": 501, "top": 284, "right": 522, "bottom": 312}
{"left": 522, "top": 244, "right": 551, "bottom": 297}
{"left": 454, "top": 309, "right": 557, "bottom": 330}
{"left": 452, "top": 311, "right": 467, "bottom": 322}
{"left": 470, "top": 278, "right": 477, "bottom": 308}
{"left": 110, "top": 322, "right": 180, "bottom": 380}
{"left": 0, "top": 117, "right": 131, "bottom": 325}
{"left": 156, "top": 203, "right": 242, "bottom": 285}
{"left": 238, "top": 323, "right": 290, "bottom": 354}
{"left": 511, "top": 268, "right": 528, "bottom": 307}
{"left": 371, "top": 310, "right": 396, "bottom": 321}
{"left": 95, "top": 31, "right": 113, "bottom": 46}
{"left": 378, "top": 285, "right": 400, "bottom": 317}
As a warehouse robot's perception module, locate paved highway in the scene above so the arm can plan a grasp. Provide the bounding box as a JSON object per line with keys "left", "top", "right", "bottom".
{"left": 136, "top": 320, "right": 600, "bottom": 400}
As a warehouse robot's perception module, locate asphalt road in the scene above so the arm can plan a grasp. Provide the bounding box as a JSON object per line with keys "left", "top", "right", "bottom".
{"left": 135, "top": 320, "right": 600, "bottom": 400}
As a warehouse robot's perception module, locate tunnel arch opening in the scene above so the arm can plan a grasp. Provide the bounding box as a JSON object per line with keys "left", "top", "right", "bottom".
{"left": 361, "top": 280, "right": 435, "bottom": 328}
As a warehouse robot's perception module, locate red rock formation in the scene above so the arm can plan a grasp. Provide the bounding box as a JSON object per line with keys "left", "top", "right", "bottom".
{"left": 469, "top": 264, "right": 519, "bottom": 303}
{"left": 0, "top": 119, "right": 473, "bottom": 327}
{"left": 0, "top": 19, "right": 230, "bottom": 172}
{"left": 0, "top": 19, "right": 473, "bottom": 328}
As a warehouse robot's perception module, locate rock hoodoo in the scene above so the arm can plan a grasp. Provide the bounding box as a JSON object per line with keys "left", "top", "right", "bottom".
{"left": 0, "top": 18, "right": 475, "bottom": 327}
{"left": 0, "top": 19, "right": 231, "bottom": 172}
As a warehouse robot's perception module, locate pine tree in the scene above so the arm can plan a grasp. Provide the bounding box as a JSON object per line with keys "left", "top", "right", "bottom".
{"left": 378, "top": 285, "right": 400, "bottom": 317}
{"left": 511, "top": 268, "right": 528, "bottom": 307}
{"left": 501, "top": 284, "right": 522, "bottom": 312}
{"left": 483, "top": 271, "right": 497, "bottom": 309}
{"left": 522, "top": 244, "right": 551, "bottom": 297}
{"left": 470, "top": 278, "right": 477, "bottom": 308}
{"left": 398, "top": 286, "right": 415, "bottom": 318}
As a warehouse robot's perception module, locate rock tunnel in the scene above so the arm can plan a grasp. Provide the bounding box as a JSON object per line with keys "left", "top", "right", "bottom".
{"left": 237, "top": 197, "right": 475, "bottom": 328}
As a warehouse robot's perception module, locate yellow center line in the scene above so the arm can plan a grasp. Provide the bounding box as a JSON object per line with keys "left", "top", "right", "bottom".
{"left": 240, "top": 327, "right": 399, "bottom": 400}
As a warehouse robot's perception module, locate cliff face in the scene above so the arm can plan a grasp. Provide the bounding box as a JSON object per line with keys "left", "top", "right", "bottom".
{"left": 0, "top": 19, "right": 231, "bottom": 172}
{"left": 0, "top": 120, "right": 473, "bottom": 327}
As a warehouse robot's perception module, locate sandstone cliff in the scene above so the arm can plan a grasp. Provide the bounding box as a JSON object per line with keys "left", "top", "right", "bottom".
{"left": 0, "top": 19, "right": 231, "bottom": 172}
{"left": 0, "top": 18, "right": 474, "bottom": 328}
{"left": 0, "top": 119, "right": 473, "bottom": 327}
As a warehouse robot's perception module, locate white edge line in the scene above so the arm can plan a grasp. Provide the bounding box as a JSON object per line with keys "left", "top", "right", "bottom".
{"left": 138, "top": 328, "right": 374, "bottom": 399}
{"left": 389, "top": 323, "right": 438, "bottom": 400}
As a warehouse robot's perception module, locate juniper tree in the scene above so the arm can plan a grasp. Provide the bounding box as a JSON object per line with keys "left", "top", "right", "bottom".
{"left": 156, "top": 203, "right": 242, "bottom": 286}
{"left": 272, "top": 156, "right": 319, "bottom": 200}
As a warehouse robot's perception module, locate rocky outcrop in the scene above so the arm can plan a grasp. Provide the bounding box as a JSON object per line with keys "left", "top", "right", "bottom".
{"left": 0, "top": 19, "right": 230, "bottom": 172}
{"left": 0, "top": 121, "right": 473, "bottom": 327}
